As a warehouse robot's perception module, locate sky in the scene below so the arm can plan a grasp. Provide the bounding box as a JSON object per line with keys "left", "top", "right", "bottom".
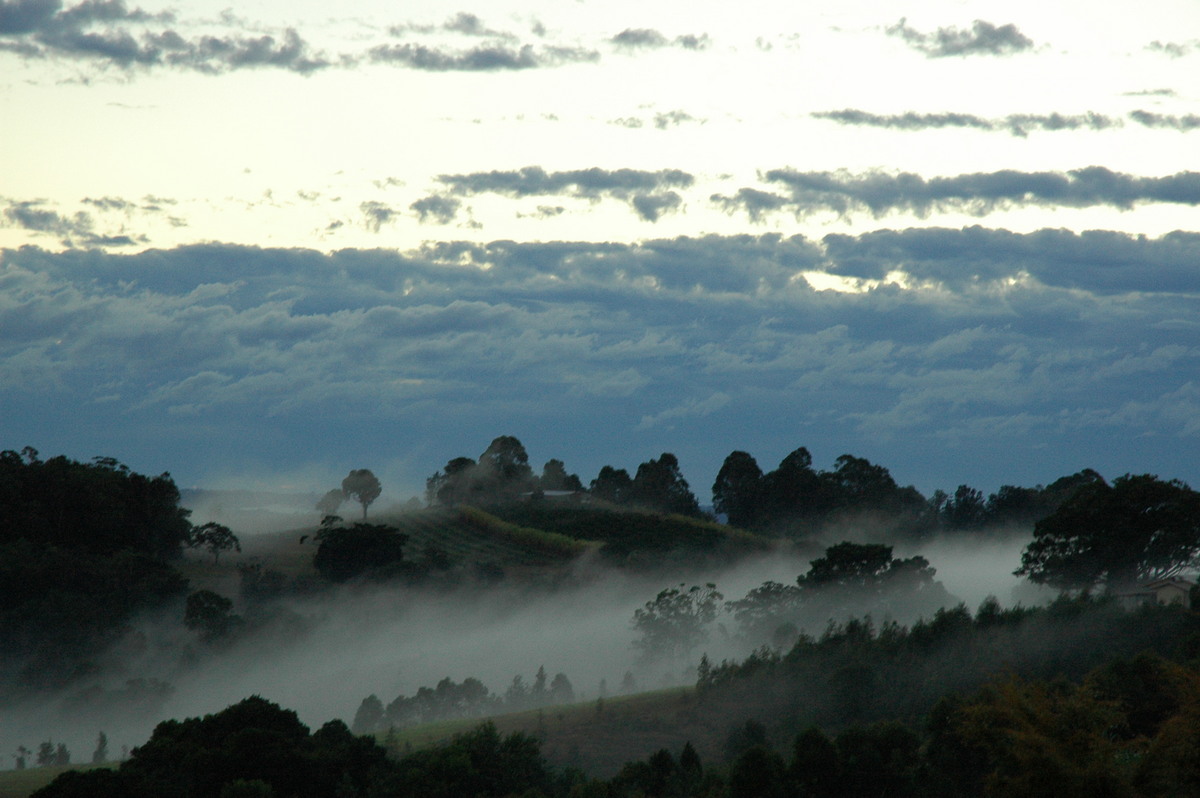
{"left": 2, "top": 0, "right": 1199, "bottom": 506}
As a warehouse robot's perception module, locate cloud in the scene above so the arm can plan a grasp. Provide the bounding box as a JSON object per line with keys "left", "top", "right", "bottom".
{"left": 0, "top": 0, "right": 330, "bottom": 72}
{"left": 3, "top": 230, "right": 1199, "bottom": 495}
{"left": 812, "top": 109, "right": 1122, "bottom": 137}
{"left": 713, "top": 167, "right": 1200, "bottom": 220}
{"left": 410, "top": 195, "right": 461, "bottom": 225}
{"left": 1147, "top": 39, "right": 1200, "bottom": 57}
{"left": 367, "top": 41, "right": 597, "bottom": 70}
{"left": 638, "top": 392, "right": 730, "bottom": 429}
{"left": 630, "top": 192, "right": 682, "bottom": 222}
{"left": 886, "top": 17, "right": 1034, "bottom": 57}
{"left": 440, "top": 12, "right": 513, "bottom": 40}
{"left": 2, "top": 199, "right": 143, "bottom": 246}
{"left": 360, "top": 201, "right": 399, "bottom": 232}
{"left": 610, "top": 28, "right": 709, "bottom": 51}
{"left": 1129, "top": 110, "right": 1200, "bottom": 131}
{"left": 432, "top": 166, "right": 694, "bottom": 221}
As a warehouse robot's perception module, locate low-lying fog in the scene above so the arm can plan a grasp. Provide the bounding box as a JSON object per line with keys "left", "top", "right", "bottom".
{"left": 3, "top": 525, "right": 1049, "bottom": 767}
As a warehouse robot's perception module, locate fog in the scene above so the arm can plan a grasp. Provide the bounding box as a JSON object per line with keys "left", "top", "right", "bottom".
{"left": 2, "top": 524, "right": 1049, "bottom": 768}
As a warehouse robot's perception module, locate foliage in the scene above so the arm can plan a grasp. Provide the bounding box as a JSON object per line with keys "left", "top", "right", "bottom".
{"left": 340, "top": 469, "right": 382, "bottom": 520}
{"left": 188, "top": 522, "right": 241, "bottom": 564}
{"left": 1017, "top": 473, "right": 1200, "bottom": 590}
{"left": 628, "top": 453, "right": 702, "bottom": 516}
{"left": 33, "top": 696, "right": 394, "bottom": 798}
{"left": 725, "top": 541, "right": 952, "bottom": 643}
{"left": 312, "top": 519, "right": 410, "bottom": 582}
{"left": 184, "top": 590, "right": 243, "bottom": 642}
{"left": 632, "top": 583, "right": 723, "bottom": 661}
{"left": 712, "top": 451, "right": 764, "bottom": 529}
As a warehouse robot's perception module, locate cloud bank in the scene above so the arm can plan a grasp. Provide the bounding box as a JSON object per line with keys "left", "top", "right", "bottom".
{"left": 3, "top": 228, "right": 1198, "bottom": 495}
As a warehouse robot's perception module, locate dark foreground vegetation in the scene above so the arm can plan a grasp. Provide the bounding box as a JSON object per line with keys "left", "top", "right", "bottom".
{"left": 6, "top": 435, "right": 1200, "bottom": 797}
{"left": 28, "top": 596, "right": 1200, "bottom": 797}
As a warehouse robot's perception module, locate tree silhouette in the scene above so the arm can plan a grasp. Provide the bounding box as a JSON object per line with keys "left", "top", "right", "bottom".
{"left": 342, "top": 469, "right": 382, "bottom": 520}
{"left": 189, "top": 522, "right": 241, "bottom": 564}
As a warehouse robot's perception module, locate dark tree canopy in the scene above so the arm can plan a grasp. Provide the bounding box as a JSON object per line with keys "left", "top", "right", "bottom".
{"left": 712, "top": 450, "right": 764, "bottom": 528}
{"left": 188, "top": 522, "right": 241, "bottom": 564}
{"left": 313, "top": 521, "right": 409, "bottom": 582}
{"left": 1017, "top": 474, "right": 1200, "bottom": 591}
{"left": 341, "top": 469, "right": 382, "bottom": 520}
{"left": 632, "top": 583, "right": 723, "bottom": 660}
{"left": 629, "top": 453, "right": 701, "bottom": 516}
{"left": 539, "top": 459, "right": 583, "bottom": 492}
{"left": 590, "top": 465, "right": 633, "bottom": 505}
{"left": 34, "top": 696, "right": 393, "bottom": 798}
{"left": 425, "top": 437, "right": 536, "bottom": 505}
{"left": 0, "top": 448, "right": 192, "bottom": 558}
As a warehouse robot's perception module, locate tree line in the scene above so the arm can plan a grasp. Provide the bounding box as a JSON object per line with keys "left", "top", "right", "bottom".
{"left": 32, "top": 597, "right": 1200, "bottom": 796}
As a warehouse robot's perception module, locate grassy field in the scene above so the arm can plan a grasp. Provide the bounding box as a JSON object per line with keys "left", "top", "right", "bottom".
{"left": 376, "top": 686, "right": 742, "bottom": 778}
{"left": 0, "top": 763, "right": 114, "bottom": 798}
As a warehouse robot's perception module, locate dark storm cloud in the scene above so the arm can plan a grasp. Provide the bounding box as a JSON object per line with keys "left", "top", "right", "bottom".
{"left": 4, "top": 229, "right": 1199, "bottom": 494}
{"left": 366, "top": 41, "right": 598, "bottom": 70}
{"left": 0, "top": 0, "right": 330, "bottom": 72}
{"left": 715, "top": 167, "right": 1200, "bottom": 220}
{"left": 432, "top": 166, "right": 693, "bottom": 221}
{"left": 812, "top": 109, "right": 1122, "bottom": 137}
{"left": 886, "top": 17, "right": 1034, "bottom": 57}
{"left": 410, "top": 195, "right": 461, "bottom": 225}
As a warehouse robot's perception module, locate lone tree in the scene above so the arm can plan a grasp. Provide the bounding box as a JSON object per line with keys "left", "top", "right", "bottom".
{"left": 189, "top": 522, "right": 241, "bottom": 564}
{"left": 1016, "top": 473, "right": 1200, "bottom": 591}
{"left": 632, "top": 583, "right": 723, "bottom": 661}
{"left": 316, "top": 488, "right": 345, "bottom": 517}
{"left": 342, "top": 469, "right": 382, "bottom": 520}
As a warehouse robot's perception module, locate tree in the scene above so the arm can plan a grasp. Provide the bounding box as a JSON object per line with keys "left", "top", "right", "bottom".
{"left": 341, "top": 469, "right": 382, "bottom": 520}
{"left": 632, "top": 583, "right": 723, "bottom": 661}
{"left": 629, "top": 453, "right": 701, "bottom": 516}
{"left": 589, "top": 465, "right": 632, "bottom": 504}
{"left": 712, "top": 451, "right": 764, "bottom": 528}
{"left": 189, "top": 522, "right": 241, "bottom": 564}
{"left": 92, "top": 732, "right": 108, "bottom": 764}
{"left": 184, "top": 590, "right": 243, "bottom": 642}
{"left": 539, "top": 459, "right": 582, "bottom": 492}
{"left": 316, "top": 489, "right": 344, "bottom": 517}
{"left": 1016, "top": 474, "right": 1200, "bottom": 591}
{"left": 477, "top": 436, "right": 534, "bottom": 494}
{"left": 313, "top": 522, "right": 409, "bottom": 583}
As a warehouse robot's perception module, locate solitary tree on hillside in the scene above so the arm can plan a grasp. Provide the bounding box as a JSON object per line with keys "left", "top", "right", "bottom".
{"left": 342, "top": 469, "right": 382, "bottom": 520}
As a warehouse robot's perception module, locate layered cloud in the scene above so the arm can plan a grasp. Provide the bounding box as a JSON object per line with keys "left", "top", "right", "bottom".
{"left": 3, "top": 228, "right": 1198, "bottom": 492}
{"left": 421, "top": 166, "right": 695, "bottom": 223}
{"left": 714, "top": 167, "right": 1200, "bottom": 220}
{"left": 0, "top": 0, "right": 330, "bottom": 72}
{"left": 813, "top": 109, "right": 1200, "bottom": 136}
